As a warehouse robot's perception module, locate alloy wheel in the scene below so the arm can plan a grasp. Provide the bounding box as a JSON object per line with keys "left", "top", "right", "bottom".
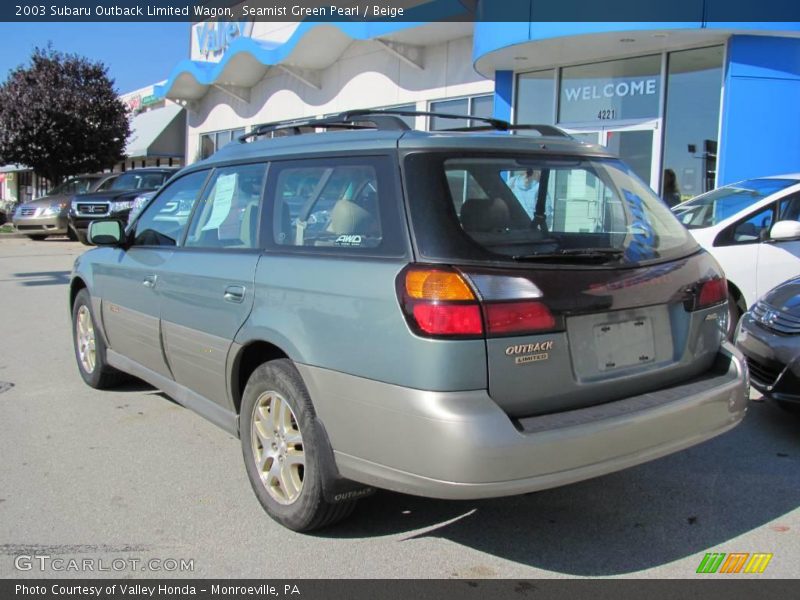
{"left": 76, "top": 305, "right": 96, "bottom": 374}
{"left": 250, "top": 391, "right": 305, "bottom": 505}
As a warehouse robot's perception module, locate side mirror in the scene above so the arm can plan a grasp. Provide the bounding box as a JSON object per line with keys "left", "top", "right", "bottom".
{"left": 87, "top": 219, "right": 124, "bottom": 246}
{"left": 770, "top": 220, "right": 800, "bottom": 241}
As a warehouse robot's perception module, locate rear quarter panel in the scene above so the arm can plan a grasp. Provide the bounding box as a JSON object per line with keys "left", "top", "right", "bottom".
{"left": 237, "top": 255, "right": 488, "bottom": 391}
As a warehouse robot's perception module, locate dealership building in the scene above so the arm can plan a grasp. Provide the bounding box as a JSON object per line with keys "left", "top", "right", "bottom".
{"left": 154, "top": 9, "right": 800, "bottom": 197}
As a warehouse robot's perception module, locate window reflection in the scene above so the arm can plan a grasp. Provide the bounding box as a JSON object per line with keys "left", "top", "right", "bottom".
{"left": 663, "top": 46, "right": 723, "bottom": 201}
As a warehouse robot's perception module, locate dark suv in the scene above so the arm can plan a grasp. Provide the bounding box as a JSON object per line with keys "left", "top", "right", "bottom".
{"left": 68, "top": 167, "right": 177, "bottom": 244}
{"left": 69, "top": 110, "right": 748, "bottom": 531}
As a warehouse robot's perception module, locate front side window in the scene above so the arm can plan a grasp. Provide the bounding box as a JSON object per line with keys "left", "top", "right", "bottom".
{"left": 96, "top": 176, "right": 118, "bottom": 191}
{"left": 404, "top": 153, "right": 697, "bottom": 266}
{"left": 184, "top": 163, "right": 266, "bottom": 249}
{"left": 778, "top": 193, "right": 800, "bottom": 222}
{"left": 719, "top": 205, "right": 775, "bottom": 246}
{"left": 132, "top": 171, "right": 208, "bottom": 247}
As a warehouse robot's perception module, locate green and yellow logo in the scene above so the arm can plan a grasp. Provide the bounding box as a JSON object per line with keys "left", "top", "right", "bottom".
{"left": 696, "top": 552, "right": 773, "bottom": 574}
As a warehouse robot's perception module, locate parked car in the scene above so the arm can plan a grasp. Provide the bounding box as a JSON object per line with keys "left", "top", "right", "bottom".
{"left": 11, "top": 173, "right": 118, "bottom": 240}
{"left": 672, "top": 175, "right": 800, "bottom": 335}
{"left": 0, "top": 198, "right": 15, "bottom": 225}
{"left": 126, "top": 191, "right": 156, "bottom": 226}
{"left": 736, "top": 276, "right": 800, "bottom": 413}
{"left": 68, "top": 168, "right": 177, "bottom": 244}
{"left": 70, "top": 110, "right": 748, "bottom": 532}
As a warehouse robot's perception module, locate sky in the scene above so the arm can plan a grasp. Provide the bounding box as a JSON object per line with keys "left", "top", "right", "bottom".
{"left": 0, "top": 22, "right": 190, "bottom": 93}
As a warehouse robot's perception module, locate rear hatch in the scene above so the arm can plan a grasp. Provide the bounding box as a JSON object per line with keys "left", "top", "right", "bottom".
{"left": 400, "top": 145, "right": 729, "bottom": 418}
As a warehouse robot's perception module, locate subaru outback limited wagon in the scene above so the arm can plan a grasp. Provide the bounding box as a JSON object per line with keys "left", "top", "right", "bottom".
{"left": 70, "top": 110, "right": 748, "bottom": 531}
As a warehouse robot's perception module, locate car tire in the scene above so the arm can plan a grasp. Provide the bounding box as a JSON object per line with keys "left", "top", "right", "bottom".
{"left": 27, "top": 234, "right": 48, "bottom": 241}
{"left": 72, "top": 289, "right": 126, "bottom": 389}
{"left": 726, "top": 292, "right": 742, "bottom": 341}
{"left": 240, "top": 359, "right": 357, "bottom": 532}
{"left": 74, "top": 229, "right": 90, "bottom": 245}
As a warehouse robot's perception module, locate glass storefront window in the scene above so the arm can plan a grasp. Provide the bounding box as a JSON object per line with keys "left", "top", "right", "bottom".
{"left": 515, "top": 69, "right": 555, "bottom": 124}
{"left": 200, "top": 127, "right": 246, "bottom": 160}
{"left": 376, "top": 103, "right": 417, "bottom": 129}
{"left": 558, "top": 55, "right": 661, "bottom": 124}
{"left": 662, "top": 46, "right": 723, "bottom": 201}
{"left": 429, "top": 95, "right": 493, "bottom": 130}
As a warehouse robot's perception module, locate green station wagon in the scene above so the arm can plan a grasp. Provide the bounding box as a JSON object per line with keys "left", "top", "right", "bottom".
{"left": 70, "top": 110, "right": 748, "bottom": 531}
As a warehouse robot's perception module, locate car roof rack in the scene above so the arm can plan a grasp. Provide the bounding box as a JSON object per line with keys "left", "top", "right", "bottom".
{"left": 441, "top": 123, "right": 571, "bottom": 138}
{"left": 238, "top": 109, "right": 571, "bottom": 142}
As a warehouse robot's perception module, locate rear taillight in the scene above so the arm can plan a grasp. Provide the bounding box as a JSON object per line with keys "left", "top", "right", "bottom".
{"left": 485, "top": 301, "right": 556, "bottom": 335}
{"left": 398, "top": 266, "right": 559, "bottom": 339}
{"left": 399, "top": 267, "right": 483, "bottom": 337}
{"left": 690, "top": 276, "right": 728, "bottom": 310}
{"left": 698, "top": 277, "right": 727, "bottom": 307}
{"left": 412, "top": 303, "right": 483, "bottom": 336}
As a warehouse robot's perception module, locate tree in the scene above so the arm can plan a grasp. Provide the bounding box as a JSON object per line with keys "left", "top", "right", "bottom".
{"left": 0, "top": 47, "right": 130, "bottom": 185}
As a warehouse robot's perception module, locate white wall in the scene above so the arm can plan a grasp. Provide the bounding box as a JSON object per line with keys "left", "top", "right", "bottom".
{"left": 185, "top": 34, "right": 492, "bottom": 163}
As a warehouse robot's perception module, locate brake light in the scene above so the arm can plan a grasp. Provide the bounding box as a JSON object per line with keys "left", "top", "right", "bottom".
{"left": 412, "top": 304, "right": 483, "bottom": 335}
{"left": 485, "top": 301, "right": 556, "bottom": 335}
{"left": 399, "top": 267, "right": 483, "bottom": 337}
{"left": 696, "top": 277, "right": 727, "bottom": 309}
{"left": 398, "top": 266, "right": 561, "bottom": 338}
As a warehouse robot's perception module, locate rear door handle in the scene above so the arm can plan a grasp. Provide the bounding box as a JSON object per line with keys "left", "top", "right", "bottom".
{"left": 223, "top": 285, "right": 245, "bottom": 303}
{"left": 142, "top": 275, "right": 157, "bottom": 288}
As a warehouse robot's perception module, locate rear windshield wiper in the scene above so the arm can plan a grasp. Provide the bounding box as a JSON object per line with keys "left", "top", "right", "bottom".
{"left": 512, "top": 248, "right": 625, "bottom": 263}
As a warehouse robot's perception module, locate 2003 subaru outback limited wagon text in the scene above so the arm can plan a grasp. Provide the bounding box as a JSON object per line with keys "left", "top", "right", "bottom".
{"left": 70, "top": 110, "right": 748, "bottom": 531}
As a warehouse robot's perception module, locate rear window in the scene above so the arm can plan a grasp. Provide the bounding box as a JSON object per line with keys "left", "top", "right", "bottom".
{"left": 673, "top": 178, "right": 799, "bottom": 229}
{"left": 404, "top": 153, "right": 698, "bottom": 266}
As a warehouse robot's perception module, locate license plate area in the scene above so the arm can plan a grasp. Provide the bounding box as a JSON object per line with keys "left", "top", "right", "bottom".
{"left": 594, "top": 317, "right": 655, "bottom": 371}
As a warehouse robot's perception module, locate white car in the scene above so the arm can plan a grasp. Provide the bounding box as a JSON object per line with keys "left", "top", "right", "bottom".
{"left": 673, "top": 174, "right": 800, "bottom": 333}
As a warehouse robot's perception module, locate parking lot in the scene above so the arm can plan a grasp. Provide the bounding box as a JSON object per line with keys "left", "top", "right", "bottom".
{"left": 0, "top": 234, "right": 798, "bottom": 579}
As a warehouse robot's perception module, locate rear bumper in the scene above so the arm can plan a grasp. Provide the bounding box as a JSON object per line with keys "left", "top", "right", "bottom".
{"left": 298, "top": 342, "right": 748, "bottom": 499}
{"left": 13, "top": 214, "right": 68, "bottom": 235}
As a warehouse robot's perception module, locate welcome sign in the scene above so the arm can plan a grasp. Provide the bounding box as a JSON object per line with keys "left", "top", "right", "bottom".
{"left": 563, "top": 78, "right": 658, "bottom": 102}
{"left": 558, "top": 55, "right": 661, "bottom": 123}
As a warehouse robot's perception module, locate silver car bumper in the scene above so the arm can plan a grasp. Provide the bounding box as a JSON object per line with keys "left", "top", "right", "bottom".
{"left": 13, "top": 214, "right": 68, "bottom": 235}
{"left": 298, "top": 342, "right": 748, "bottom": 499}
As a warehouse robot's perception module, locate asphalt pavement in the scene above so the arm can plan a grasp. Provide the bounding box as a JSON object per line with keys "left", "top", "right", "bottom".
{"left": 0, "top": 235, "right": 798, "bottom": 579}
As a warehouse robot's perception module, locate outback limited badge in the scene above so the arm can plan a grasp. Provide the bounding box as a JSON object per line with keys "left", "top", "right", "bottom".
{"left": 505, "top": 341, "right": 554, "bottom": 365}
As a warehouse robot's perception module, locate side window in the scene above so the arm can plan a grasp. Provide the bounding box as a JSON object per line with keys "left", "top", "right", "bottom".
{"left": 132, "top": 171, "right": 208, "bottom": 247}
{"left": 779, "top": 192, "right": 800, "bottom": 222}
{"left": 273, "top": 162, "right": 382, "bottom": 249}
{"left": 184, "top": 163, "right": 267, "bottom": 249}
{"left": 728, "top": 205, "right": 774, "bottom": 244}
{"left": 96, "top": 177, "right": 116, "bottom": 191}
